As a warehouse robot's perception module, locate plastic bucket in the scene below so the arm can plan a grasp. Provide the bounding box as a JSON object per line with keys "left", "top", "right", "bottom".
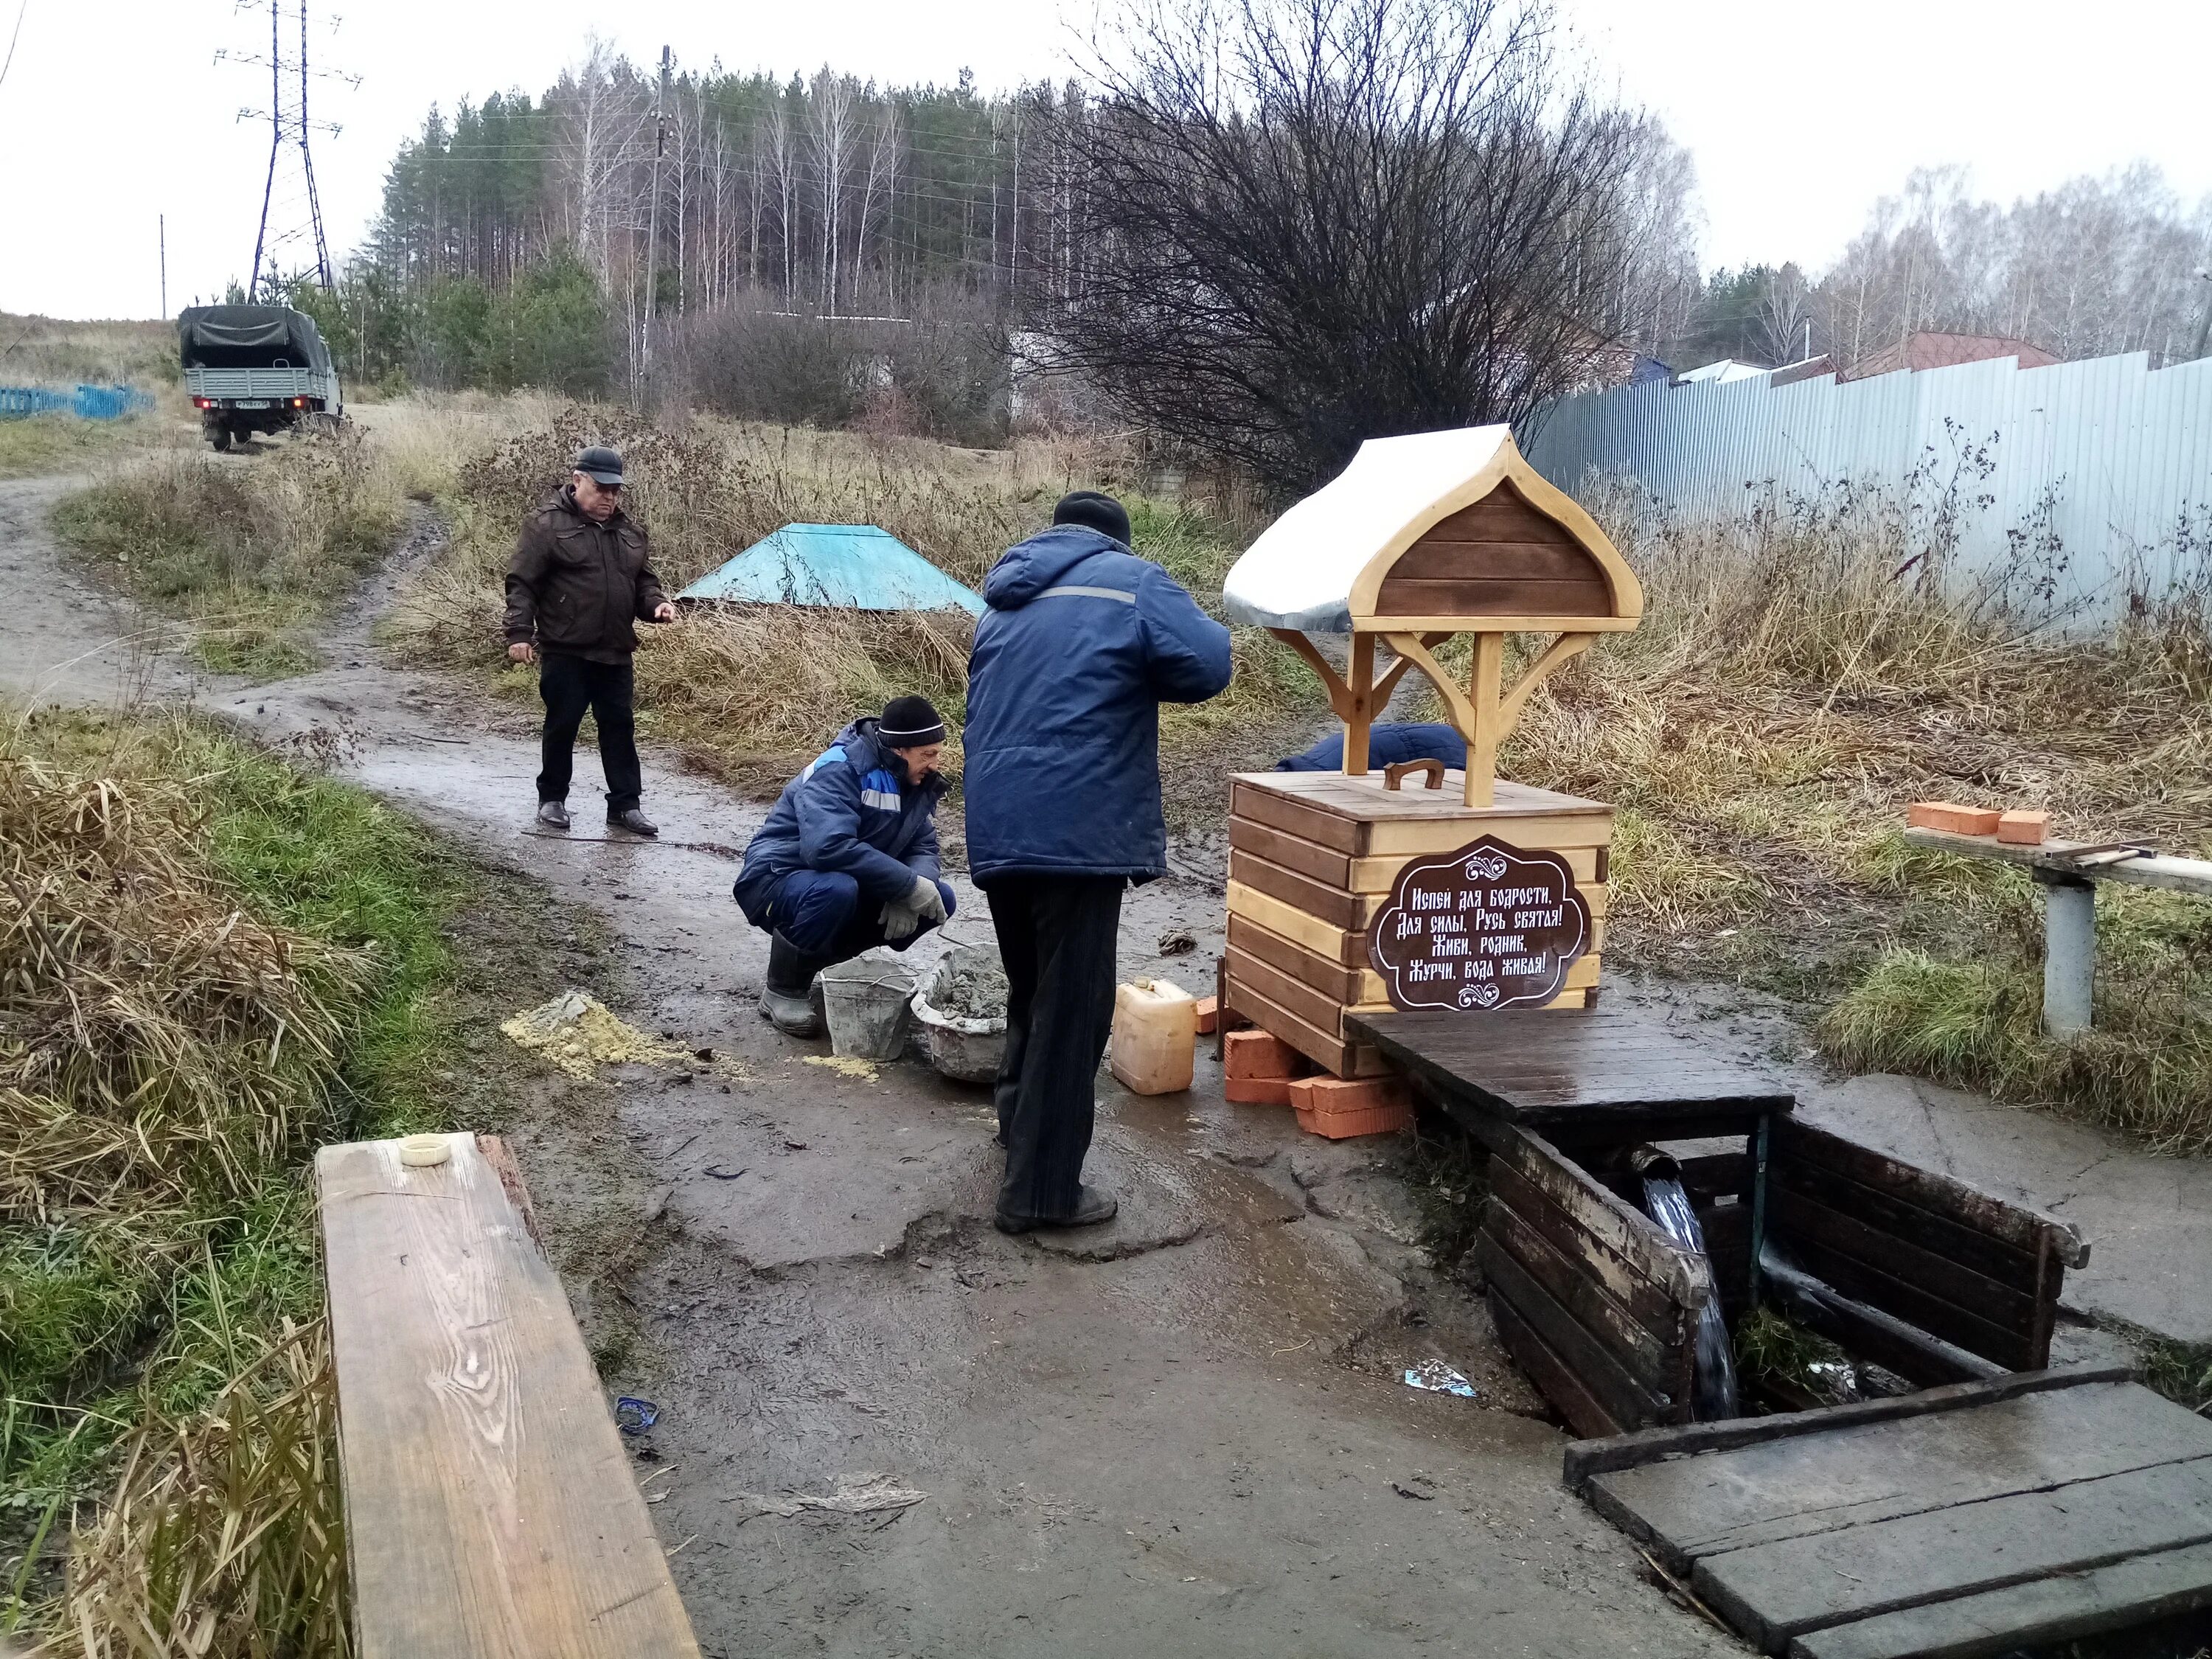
{"left": 911, "top": 942, "right": 1009, "bottom": 1085}
{"left": 819, "top": 951, "right": 917, "bottom": 1062}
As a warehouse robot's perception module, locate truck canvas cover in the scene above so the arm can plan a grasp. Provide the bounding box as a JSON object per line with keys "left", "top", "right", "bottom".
{"left": 177, "top": 306, "right": 333, "bottom": 372}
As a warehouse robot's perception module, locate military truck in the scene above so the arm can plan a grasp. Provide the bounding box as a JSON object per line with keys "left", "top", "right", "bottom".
{"left": 177, "top": 305, "right": 344, "bottom": 451}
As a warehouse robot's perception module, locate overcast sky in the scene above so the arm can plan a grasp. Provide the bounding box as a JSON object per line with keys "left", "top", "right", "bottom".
{"left": 4, "top": 0, "right": 2209, "bottom": 321}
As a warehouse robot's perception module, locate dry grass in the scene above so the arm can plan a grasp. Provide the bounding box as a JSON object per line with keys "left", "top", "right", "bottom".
{"left": 384, "top": 404, "right": 1302, "bottom": 792}
{"left": 1446, "top": 479, "right": 2212, "bottom": 1150}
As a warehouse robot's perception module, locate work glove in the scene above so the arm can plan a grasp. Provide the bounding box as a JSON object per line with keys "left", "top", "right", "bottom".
{"left": 880, "top": 876, "right": 947, "bottom": 942}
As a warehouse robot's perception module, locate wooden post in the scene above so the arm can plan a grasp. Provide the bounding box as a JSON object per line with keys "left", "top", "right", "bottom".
{"left": 1344, "top": 633, "right": 1377, "bottom": 774}
{"left": 1467, "top": 633, "right": 1505, "bottom": 807}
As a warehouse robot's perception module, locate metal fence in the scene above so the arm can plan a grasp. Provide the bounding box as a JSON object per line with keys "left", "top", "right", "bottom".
{"left": 0, "top": 384, "right": 156, "bottom": 421}
{"left": 1518, "top": 352, "right": 2212, "bottom": 622}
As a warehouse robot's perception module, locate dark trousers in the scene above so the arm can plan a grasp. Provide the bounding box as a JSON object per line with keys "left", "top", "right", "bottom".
{"left": 987, "top": 876, "right": 1124, "bottom": 1222}
{"left": 768, "top": 868, "right": 956, "bottom": 961}
{"left": 538, "top": 652, "right": 641, "bottom": 813}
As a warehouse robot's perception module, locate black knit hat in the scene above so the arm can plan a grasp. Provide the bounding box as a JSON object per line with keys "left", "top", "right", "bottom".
{"left": 1052, "top": 489, "right": 1132, "bottom": 546}
{"left": 879, "top": 695, "right": 946, "bottom": 747}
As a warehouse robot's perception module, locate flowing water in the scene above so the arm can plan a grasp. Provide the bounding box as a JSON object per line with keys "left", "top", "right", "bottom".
{"left": 1641, "top": 1176, "right": 1741, "bottom": 1420}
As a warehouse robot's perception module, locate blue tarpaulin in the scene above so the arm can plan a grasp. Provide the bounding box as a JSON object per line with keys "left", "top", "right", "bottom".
{"left": 0, "top": 384, "right": 156, "bottom": 421}
{"left": 678, "top": 523, "right": 984, "bottom": 615}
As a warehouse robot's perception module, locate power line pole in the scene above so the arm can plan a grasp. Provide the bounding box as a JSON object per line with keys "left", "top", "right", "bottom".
{"left": 160, "top": 215, "right": 168, "bottom": 319}
{"left": 641, "top": 44, "right": 670, "bottom": 408}
{"left": 231, "top": 0, "right": 350, "bottom": 302}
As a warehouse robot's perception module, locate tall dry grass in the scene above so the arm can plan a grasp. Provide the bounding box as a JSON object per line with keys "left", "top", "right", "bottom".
{"left": 383, "top": 404, "right": 1296, "bottom": 790}
{"left": 1470, "top": 476, "right": 2212, "bottom": 1150}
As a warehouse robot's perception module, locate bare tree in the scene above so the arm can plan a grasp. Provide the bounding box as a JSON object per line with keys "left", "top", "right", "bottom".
{"left": 1046, "top": 0, "right": 1680, "bottom": 490}
{"left": 810, "top": 70, "right": 857, "bottom": 315}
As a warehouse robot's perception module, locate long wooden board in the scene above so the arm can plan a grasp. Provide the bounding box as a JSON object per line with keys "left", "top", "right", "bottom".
{"left": 1231, "top": 812, "right": 1610, "bottom": 892}
{"left": 1229, "top": 877, "right": 1610, "bottom": 968}
{"left": 1694, "top": 1457, "right": 2212, "bottom": 1653}
{"left": 1479, "top": 1232, "right": 1676, "bottom": 1429}
{"left": 318, "top": 1133, "right": 702, "bottom": 1659}
{"left": 1230, "top": 772, "right": 1613, "bottom": 858}
{"left": 1486, "top": 1126, "right": 1714, "bottom": 1309}
{"left": 1787, "top": 1540, "right": 2212, "bottom": 1658}
{"left": 1484, "top": 1194, "right": 1685, "bottom": 1398}
{"left": 1490, "top": 1293, "right": 1623, "bottom": 1440}
{"left": 1587, "top": 1380, "right": 2212, "bottom": 1574}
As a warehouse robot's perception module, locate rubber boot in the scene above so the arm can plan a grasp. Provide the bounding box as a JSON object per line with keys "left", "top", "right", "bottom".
{"left": 757, "top": 931, "right": 828, "bottom": 1037}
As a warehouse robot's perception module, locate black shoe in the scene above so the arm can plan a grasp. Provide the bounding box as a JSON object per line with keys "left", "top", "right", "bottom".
{"left": 995, "top": 1185, "right": 1119, "bottom": 1234}
{"left": 757, "top": 931, "right": 827, "bottom": 1037}
{"left": 536, "top": 799, "right": 571, "bottom": 830}
{"left": 608, "top": 807, "right": 658, "bottom": 837}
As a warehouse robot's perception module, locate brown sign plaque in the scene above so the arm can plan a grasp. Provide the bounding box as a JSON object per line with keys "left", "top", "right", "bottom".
{"left": 1368, "top": 835, "right": 1591, "bottom": 1012}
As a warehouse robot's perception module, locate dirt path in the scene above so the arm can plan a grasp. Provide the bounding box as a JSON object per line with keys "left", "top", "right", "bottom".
{"left": 3, "top": 476, "right": 2203, "bottom": 1655}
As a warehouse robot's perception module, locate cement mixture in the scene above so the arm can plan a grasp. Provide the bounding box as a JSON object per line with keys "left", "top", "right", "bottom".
{"left": 933, "top": 959, "right": 1009, "bottom": 1021}
{"left": 5, "top": 449, "right": 2205, "bottom": 1657}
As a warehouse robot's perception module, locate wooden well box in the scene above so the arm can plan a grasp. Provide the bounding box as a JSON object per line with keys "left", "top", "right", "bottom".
{"left": 1217, "top": 425, "right": 1642, "bottom": 1077}
{"left": 1224, "top": 769, "right": 1612, "bottom": 1077}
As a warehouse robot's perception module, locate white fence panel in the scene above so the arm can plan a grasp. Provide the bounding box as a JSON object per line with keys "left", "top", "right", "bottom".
{"left": 1519, "top": 352, "right": 2212, "bottom": 621}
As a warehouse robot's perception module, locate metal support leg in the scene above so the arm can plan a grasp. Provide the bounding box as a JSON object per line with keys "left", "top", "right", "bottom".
{"left": 2036, "top": 872, "right": 2096, "bottom": 1040}
{"left": 1747, "top": 1115, "right": 1770, "bottom": 1308}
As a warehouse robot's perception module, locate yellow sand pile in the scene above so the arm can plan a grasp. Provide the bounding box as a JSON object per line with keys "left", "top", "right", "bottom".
{"left": 501, "top": 989, "right": 699, "bottom": 1080}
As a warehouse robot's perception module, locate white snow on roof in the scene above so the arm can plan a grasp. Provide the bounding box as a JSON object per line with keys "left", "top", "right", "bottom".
{"left": 1221, "top": 425, "right": 1514, "bottom": 633}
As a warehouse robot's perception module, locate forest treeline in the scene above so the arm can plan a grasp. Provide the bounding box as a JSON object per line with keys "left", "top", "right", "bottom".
{"left": 298, "top": 2, "right": 2212, "bottom": 470}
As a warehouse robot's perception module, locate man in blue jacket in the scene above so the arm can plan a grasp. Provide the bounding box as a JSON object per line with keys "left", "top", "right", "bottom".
{"left": 734, "top": 696, "right": 956, "bottom": 1036}
{"left": 964, "top": 491, "right": 1234, "bottom": 1233}
{"left": 1274, "top": 722, "right": 1467, "bottom": 773}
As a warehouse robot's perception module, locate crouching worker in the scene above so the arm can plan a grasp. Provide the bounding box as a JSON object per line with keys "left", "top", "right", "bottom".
{"left": 734, "top": 696, "right": 956, "bottom": 1036}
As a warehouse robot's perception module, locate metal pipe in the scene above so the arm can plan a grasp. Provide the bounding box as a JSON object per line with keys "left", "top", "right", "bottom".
{"left": 2039, "top": 873, "right": 2097, "bottom": 1040}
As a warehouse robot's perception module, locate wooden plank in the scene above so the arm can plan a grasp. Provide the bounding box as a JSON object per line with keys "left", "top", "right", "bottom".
{"left": 1700, "top": 1202, "right": 1750, "bottom": 1309}
{"left": 1763, "top": 1257, "right": 2006, "bottom": 1391}
{"left": 1231, "top": 911, "right": 1377, "bottom": 1004}
{"left": 1229, "top": 780, "right": 1369, "bottom": 855}
{"left": 1489, "top": 1291, "right": 1624, "bottom": 1439}
{"left": 1769, "top": 1224, "right": 2039, "bottom": 1371}
{"left": 1479, "top": 1231, "right": 1676, "bottom": 1429}
{"left": 1347, "top": 835, "right": 1605, "bottom": 891}
{"left": 1693, "top": 1457, "right": 2212, "bottom": 1655}
{"left": 1388, "top": 538, "right": 1596, "bottom": 581}
{"left": 1903, "top": 824, "right": 2212, "bottom": 902}
{"left": 1228, "top": 815, "right": 1352, "bottom": 886}
{"left": 1774, "top": 1119, "right": 2086, "bottom": 1268}
{"left": 1362, "top": 612, "right": 1641, "bottom": 637}
{"left": 1416, "top": 490, "right": 1583, "bottom": 546}
{"left": 1224, "top": 942, "right": 1372, "bottom": 1037}
{"left": 1227, "top": 880, "right": 1366, "bottom": 966}
{"left": 1595, "top": 1380, "right": 2212, "bottom": 1573}
{"left": 1564, "top": 1364, "right": 2140, "bottom": 1490}
{"left": 1767, "top": 1155, "right": 2041, "bottom": 1294}
{"left": 1486, "top": 1127, "right": 1714, "bottom": 1309}
{"left": 1767, "top": 1183, "right": 2040, "bottom": 1343}
{"left": 1228, "top": 848, "right": 1376, "bottom": 932}
{"left": 1220, "top": 966, "right": 1386, "bottom": 1078}
{"left": 1374, "top": 574, "right": 1614, "bottom": 617}
{"left": 1490, "top": 1161, "right": 1686, "bottom": 1338}
{"left": 1351, "top": 1009, "right": 1793, "bottom": 1131}
{"left": 1485, "top": 1195, "right": 1685, "bottom": 1394}
{"left": 1787, "top": 1539, "right": 2212, "bottom": 1659}
{"left": 317, "top": 1133, "right": 702, "bottom": 1659}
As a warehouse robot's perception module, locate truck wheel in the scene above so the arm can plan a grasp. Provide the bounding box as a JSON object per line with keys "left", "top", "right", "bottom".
{"left": 209, "top": 423, "right": 232, "bottom": 452}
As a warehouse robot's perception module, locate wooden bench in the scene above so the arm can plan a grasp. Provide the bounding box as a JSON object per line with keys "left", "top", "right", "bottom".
{"left": 316, "top": 1131, "right": 700, "bottom": 1659}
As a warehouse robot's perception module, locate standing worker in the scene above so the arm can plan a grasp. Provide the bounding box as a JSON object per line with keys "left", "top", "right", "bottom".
{"left": 504, "top": 446, "right": 676, "bottom": 836}
{"left": 964, "top": 491, "right": 1234, "bottom": 1233}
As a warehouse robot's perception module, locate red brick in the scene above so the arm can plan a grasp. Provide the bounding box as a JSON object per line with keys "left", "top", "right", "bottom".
{"left": 1225, "top": 1075, "right": 1295, "bottom": 1107}
{"left": 1224, "top": 1029, "right": 1299, "bottom": 1080}
{"left": 1287, "top": 1076, "right": 1407, "bottom": 1114}
{"left": 1193, "top": 995, "right": 1219, "bottom": 1036}
{"left": 1997, "top": 809, "right": 2051, "bottom": 846}
{"left": 1293, "top": 1098, "right": 1413, "bottom": 1139}
{"left": 1907, "top": 801, "right": 2001, "bottom": 836}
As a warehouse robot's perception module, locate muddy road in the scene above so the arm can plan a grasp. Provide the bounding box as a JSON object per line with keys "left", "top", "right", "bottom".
{"left": 4, "top": 465, "right": 2201, "bottom": 1656}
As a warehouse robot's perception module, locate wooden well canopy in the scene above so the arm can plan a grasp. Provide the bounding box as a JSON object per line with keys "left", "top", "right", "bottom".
{"left": 1222, "top": 426, "right": 1642, "bottom": 805}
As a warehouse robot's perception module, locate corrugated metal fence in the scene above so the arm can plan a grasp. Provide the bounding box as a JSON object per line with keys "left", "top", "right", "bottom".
{"left": 1518, "top": 352, "right": 2212, "bottom": 622}
{"left": 0, "top": 384, "right": 156, "bottom": 421}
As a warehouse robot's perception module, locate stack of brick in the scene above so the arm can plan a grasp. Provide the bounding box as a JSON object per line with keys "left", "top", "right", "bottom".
{"left": 1222, "top": 1029, "right": 1413, "bottom": 1138}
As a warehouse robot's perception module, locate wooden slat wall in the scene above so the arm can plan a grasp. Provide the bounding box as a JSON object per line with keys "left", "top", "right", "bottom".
{"left": 318, "top": 1132, "right": 702, "bottom": 1659}
{"left": 1375, "top": 484, "right": 1613, "bottom": 618}
{"left": 1767, "top": 1119, "right": 2076, "bottom": 1372}
{"left": 1479, "top": 1127, "right": 1708, "bottom": 1434}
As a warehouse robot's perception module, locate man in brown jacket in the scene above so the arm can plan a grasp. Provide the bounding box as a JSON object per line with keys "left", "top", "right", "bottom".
{"left": 504, "top": 446, "right": 675, "bottom": 835}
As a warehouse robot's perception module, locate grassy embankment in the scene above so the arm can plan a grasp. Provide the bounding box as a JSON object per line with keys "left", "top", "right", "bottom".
{"left": 0, "top": 707, "right": 599, "bottom": 1651}
{"left": 48, "top": 396, "right": 559, "bottom": 680}
{"left": 383, "top": 407, "right": 1318, "bottom": 800}
{"left": 1467, "top": 483, "right": 2212, "bottom": 1155}
{"left": 0, "top": 315, "right": 182, "bottom": 481}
